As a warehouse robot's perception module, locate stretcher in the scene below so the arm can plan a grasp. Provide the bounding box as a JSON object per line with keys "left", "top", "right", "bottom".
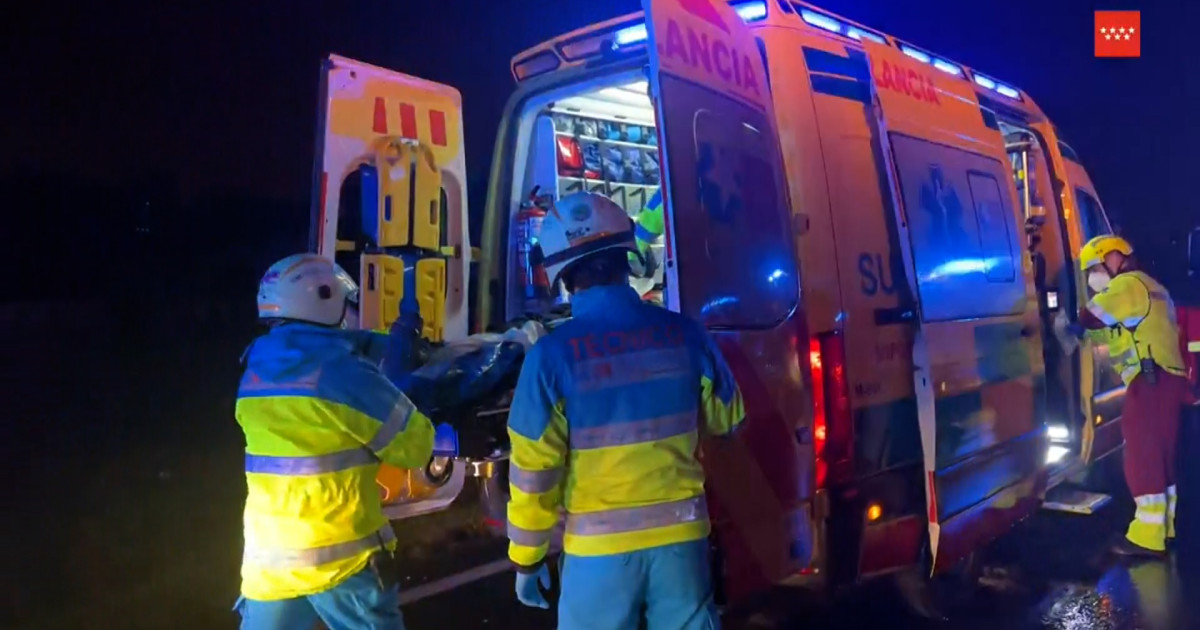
{"left": 357, "top": 138, "right": 449, "bottom": 342}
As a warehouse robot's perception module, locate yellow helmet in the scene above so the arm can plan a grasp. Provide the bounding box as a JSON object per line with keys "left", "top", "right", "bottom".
{"left": 1079, "top": 235, "right": 1133, "bottom": 271}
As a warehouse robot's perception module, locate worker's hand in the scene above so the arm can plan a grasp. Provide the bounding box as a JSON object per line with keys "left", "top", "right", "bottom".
{"left": 1053, "top": 310, "right": 1082, "bottom": 354}
{"left": 514, "top": 564, "right": 551, "bottom": 609}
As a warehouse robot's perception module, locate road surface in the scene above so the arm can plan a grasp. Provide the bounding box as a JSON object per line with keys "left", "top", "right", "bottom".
{"left": 400, "top": 500, "right": 1199, "bottom": 630}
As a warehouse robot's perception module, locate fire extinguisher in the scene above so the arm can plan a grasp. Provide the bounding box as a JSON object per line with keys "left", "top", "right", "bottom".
{"left": 516, "top": 186, "right": 553, "bottom": 313}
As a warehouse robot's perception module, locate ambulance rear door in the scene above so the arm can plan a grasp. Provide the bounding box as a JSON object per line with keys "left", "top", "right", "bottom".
{"left": 312, "top": 54, "right": 471, "bottom": 344}
{"left": 860, "top": 40, "right": 1048, "bottom": 572}
{"left": 643, "top": 0, "right": 814, "bottom": 601}
{"left": 311, "top": 54, "right": 471, "bottom": 520}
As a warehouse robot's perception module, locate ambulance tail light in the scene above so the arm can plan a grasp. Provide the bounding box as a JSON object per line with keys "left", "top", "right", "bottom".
{"left": 809, "top": 332, "right": 853, "bottom": 489}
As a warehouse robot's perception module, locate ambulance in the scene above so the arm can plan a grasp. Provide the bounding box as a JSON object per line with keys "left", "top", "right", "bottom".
{"left": 310, "top": 0, "right": 1125, "bottom": 610}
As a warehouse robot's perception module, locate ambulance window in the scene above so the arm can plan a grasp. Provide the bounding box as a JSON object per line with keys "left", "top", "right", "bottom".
{"left": 658, "top": 74, "right": 797, "bottom": 328}
{"left": 889, "top": 134, "right": 1025, "bottom": 321}
{"left": 966, "top": 172, "right": 1016, "bottom": 282}
{"left": 1075, "top": 188, "right": 1110, "bottom": 239}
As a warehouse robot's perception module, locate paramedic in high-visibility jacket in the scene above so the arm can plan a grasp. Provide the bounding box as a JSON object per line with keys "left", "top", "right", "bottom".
{"left": 1074, "top": 235, "right": 1191, "bottom": 557}
{"left": 506, "top": 192, "right": 745, "bottom": 629}
{"left": 234, "top": 254, "right": 437, "bottom": 630}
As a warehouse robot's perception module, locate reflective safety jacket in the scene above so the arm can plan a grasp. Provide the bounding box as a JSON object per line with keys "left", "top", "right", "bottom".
{"left": 1086, "top": 271, "right": 1186, "bottom": 386}
{"left": 506, "top": 285, "right": 745, "bottom": 567}
{"left": 236, "top": 324, "right": 435, "bottom": 600}
{"left": 633, "top": 189, "right": 665, "bottom": 258}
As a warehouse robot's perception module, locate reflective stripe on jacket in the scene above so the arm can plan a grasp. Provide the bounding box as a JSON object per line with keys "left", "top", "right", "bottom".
{"left": 1087, "top": 271, "right": 1186, "bottom": 386}
{"left": 506, "top": 285, "right": 745, "bottom": 567}
{"left": 236, "top": 324, "right": 435, "bottom": 600}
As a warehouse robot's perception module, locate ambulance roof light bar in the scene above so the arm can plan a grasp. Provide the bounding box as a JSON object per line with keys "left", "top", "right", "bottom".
{"left": 799, "top": 8, "right": 842, "bottom": 34}
{"left": 732, "top": 0, "right": 768, "bottom": 22}
{"left": 798, "top": 6, "right": 887, "bottom": 44}
{"left": 612, "top": 0, "right": 766, "bottom": 49}
{"left": 900, "top": 45, "right": 931, "bottom": 64}
{"left": 846, "top": 27, "right": 886, "bottom": 44}
{"left": 973, "top": 72, "right": 1024, "bottom": 101}
{"left": 900, "top": 44, "right": 965, "bottom": 78}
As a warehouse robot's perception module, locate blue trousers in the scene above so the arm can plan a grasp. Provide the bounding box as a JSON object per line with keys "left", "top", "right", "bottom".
{"left": 559, "top": 539, "right": 720, "bottom": 630}
{"left": 235, "top": 569, "right": 404, "bottom": 630}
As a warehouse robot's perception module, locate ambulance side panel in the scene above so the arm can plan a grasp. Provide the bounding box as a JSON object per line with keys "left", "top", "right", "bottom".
{"left": 862, "top": 39, "right": 1048, "bottom": 572}
{"left": 762, "top": 29, "right": 926, "bottom": 583}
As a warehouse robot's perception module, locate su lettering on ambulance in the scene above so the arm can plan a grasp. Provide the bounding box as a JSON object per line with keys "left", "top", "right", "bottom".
{"left": 874, "top": 59, "right": 940, "bottom": 105}
{"left": 661, "top": 19, "right": 761, "bottom": 97}
{"left": 858, "top": 252, "right": 901, "bottom": 296}
{"left": 567, "top": 325, "right": 686, "bottom": 360}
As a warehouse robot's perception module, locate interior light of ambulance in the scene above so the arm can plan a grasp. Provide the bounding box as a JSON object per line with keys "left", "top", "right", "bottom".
{"left": 596, "top": 86, "right": 653, "bottom": 108}
{"left": 846, "top": 27, "right": 886, "bottom": 44}
{"left": 867, "top": 503, "right": 883, "bottom": 522}
{"left": 1046, "top": 445, "right": 1070, "bottom": 465}
{"left": 932, "top": 58, "right": 963, "bottom": 77}
{"left": 732, "top": 0, "right": 768, "bottom": 21}
{"left": 800, "top": 9, "right": 843, "bottom": 34}
{"left": 900, "top": 45, "right": 931, "bottom": 64}
{"left": 995, "top": 84, "right": 1022, "bottom": 100}
{"left": 973, "top": 74, "right": 998, "bottom": 90}
{"left": 1047, "top": 291, "right": 1059, "bottom": 310}
{"left": 1047, "top": 424, "right": 1070, "bottom": 442}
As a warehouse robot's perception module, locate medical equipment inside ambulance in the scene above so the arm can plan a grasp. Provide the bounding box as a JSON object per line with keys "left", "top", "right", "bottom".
{"left": 511, "top": 77, "right": 666, "bottom": 316}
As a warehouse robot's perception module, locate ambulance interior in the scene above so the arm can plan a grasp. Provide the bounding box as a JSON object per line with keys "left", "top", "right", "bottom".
{"left": 505, "top": 72, "right": 665, "bottom": 321}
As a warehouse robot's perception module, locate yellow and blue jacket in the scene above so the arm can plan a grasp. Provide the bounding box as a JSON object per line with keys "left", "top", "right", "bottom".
{"left": 236, "top": 324, "right": 435, "bottom": 600}
{"left": 506, "top": 284, "right": 745, "bottom": 567}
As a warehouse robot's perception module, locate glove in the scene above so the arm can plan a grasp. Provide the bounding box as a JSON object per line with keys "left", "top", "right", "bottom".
{"left": 514, "top": 564, "right": 551, "bottom": 609}
{"left": 432, "top": 423, "right": 458, "bottom": 457}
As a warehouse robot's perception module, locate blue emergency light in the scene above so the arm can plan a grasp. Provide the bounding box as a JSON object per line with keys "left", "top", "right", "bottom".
{"left": 800, "top": 9, "right": 842, "bottom": 34}
{"left": 846, "top": 27, "right": 886, "bottom": 44}
{"left": 613, "top": 0, "right": 767, "bottom": 49}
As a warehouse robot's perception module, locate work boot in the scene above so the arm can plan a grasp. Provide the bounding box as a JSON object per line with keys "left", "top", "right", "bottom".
{"left": 1111, "top": 538, "right": 1166, "bottom": 559}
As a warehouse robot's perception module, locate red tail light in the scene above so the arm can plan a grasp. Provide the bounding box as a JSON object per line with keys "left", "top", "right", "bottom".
{"left": 808, "top": 332, "right": 853, "bottom": 488}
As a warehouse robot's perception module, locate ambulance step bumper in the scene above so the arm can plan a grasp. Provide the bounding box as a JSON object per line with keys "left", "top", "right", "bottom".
{"left": 1041, "top": 487, "right": 1113, "bottom": 515}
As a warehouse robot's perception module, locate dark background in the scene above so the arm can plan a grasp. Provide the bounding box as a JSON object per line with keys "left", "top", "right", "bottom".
{"left": 1, "top": 1, "right": 1196, "bottom": 629}
{"left": 3, "top": 0, "right": 1197, "bottom": 303}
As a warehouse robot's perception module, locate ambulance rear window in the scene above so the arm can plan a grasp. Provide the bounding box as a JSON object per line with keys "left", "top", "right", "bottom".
{"left": 1075, "top": 188, "right": 1110, "bottom": 240}
{"left": 658, "top": 74, "right": 798, "bottom": 328}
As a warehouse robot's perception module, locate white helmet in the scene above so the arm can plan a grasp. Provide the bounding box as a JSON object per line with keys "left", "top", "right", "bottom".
{"left": 538, "top": 192, "right": 639, "bottom": 288}
{"left": 257, "top": 254, "right": 358, "bottom": 327}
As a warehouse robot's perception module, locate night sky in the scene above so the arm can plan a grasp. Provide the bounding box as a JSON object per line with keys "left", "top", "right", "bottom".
{"left": 4, "top": 0, "right": 1197, "bottom": 275}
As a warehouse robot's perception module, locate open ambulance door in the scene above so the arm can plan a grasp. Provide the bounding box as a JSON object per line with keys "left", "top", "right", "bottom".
{"left": 1040, "top": 139, "right": 1127, "bottom": 465}
{"left": 311, "top": 54, "right": 472, "bottom": 519}
{"left": 860, "top": 40, "right": 1048, "bottom": 573}
{"left": 642, "top": 0, "right": 816, "bottom": 602}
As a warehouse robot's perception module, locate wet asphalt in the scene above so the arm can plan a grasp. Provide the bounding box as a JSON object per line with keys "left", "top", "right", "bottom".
{"left": 401, "top": 499, "right": 1200, "bottom": 630}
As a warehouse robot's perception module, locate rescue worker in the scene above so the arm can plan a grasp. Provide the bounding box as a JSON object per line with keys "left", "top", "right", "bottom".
{"left": 628, "top": 188, "right": 665, "bottom": 299}
{"left": 1070, "top": 235, "right": 1191, "bottom": 556}
{"left": 505, "top": 192, "right": 745, "bottom": 629}
{"left": 234, "top": 253, "right": 439, "bottom": 630}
